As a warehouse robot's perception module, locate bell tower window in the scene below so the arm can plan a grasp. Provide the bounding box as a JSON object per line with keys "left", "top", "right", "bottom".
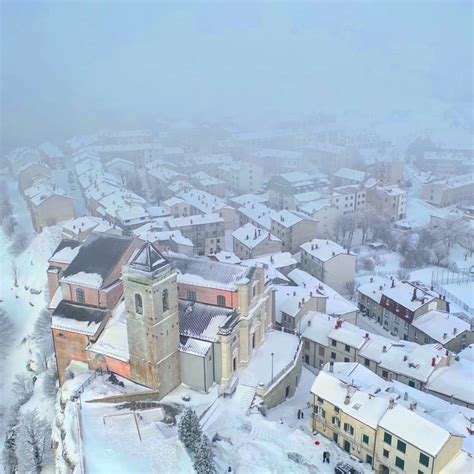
{"left": 162, "top": 289, "right": 169, "bottom": 312}
{"left": 135, "top": 293, "right": 143, "bottom": 315}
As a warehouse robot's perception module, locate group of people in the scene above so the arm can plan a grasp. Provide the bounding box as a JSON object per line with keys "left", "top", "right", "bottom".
{"left": 322, "top": 451, "right": 331, "bottom": 463}
{"left": 297, "top": 409, "right": 305, "bottom": 419}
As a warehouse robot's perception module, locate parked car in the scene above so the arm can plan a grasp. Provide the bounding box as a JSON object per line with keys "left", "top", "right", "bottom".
{"left": 335, "top": 462, "right": 361, "bottom": 474}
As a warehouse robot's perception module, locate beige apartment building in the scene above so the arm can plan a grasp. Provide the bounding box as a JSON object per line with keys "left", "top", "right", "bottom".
{"left": 232, "top": 223, "right": 282, "bottom": 259}
{"left": 270, "top": 210, "right": 318, "bottom": 253}
{"left": 373, "top": 159, "right": 404, "bottom": 186}
{"left": 300, "top": 239, "right": 356, "bottom": 295}
{"left": 366, "top": 185, "right": 407, "bottom": 222}
{"left": 421, "top": 174, "right": 474, "bottom": 207}
{"left": 311, "top": 367, "right": 465, "bottom": 473}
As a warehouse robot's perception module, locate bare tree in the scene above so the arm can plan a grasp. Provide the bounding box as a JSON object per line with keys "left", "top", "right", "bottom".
{"left": 10, "top": 231, "right": 29, "bottom": 256}
{"left": 2, "top": 216, "right": 17, "bottom": 238}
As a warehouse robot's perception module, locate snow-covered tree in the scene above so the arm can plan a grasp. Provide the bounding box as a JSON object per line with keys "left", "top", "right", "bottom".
{"left": 12, "top": 373, "right": 34, "bottom": 406}
{"left": 193, "top": 434, "right": 216, "bottom": 474}
{"left": 42, "top": 364, "right": 58, "bottom": 399}
{"left": 32, "top": 309, "right": 55, "bottom": 369}
{"left": 10, "top": 231, "right": 29, "bottom": 256}
{"left": 2, "top": 405, "right": 20, "bottom": 474}
{"left": 16, "top": 410, "right": 51, "bottom": 474}
{"left": 178, "top": 407, "right": 202, "bottom": 453}
{"left": 2, "top": 216, "right": 17, "bottom": 238}
{"left": 0, "top": 186, "right": 13, "bottom": 220}
{"left": 0, "top": 307, "right": 14, "bottom": 359}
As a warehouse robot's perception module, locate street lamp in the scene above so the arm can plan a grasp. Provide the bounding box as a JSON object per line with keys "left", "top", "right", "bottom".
{"left": 271, "top": 352, "right": 274, "bottom": 383}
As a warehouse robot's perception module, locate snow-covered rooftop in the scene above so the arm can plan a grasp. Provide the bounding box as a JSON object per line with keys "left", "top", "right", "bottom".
{"left": 334, "top": 167, "right": 366, "bottom": 183}
{"left": 301, "top": 239, "right": 355, "bottom": 261}
{"left": 232, "top": 223, "right": 280, "bottom": 249}
{"left": 271, "top": 209, "right": 315, "bottom": 228}
{"left": 412, "top": 310, "right": 471, "bottom": 344}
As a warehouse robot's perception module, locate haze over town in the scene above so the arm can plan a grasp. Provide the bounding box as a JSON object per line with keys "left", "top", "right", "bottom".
{"left": 0, "top": 2, "right": 473, "bottom": 474}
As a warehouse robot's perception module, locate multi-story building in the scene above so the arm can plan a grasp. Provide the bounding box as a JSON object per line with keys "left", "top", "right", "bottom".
{"left": 407, "top": 310, "right": 473, "bottom": 353}
{"left": 232, "top": 223, "right": 282, "bottom": 259}
{"left": 357, "top": 279, "right": 449, "bottom": 338}
{"left": 25, "top": 182, "right": 76, "bottom": 232}
{"left": 366, "top": 185, "right": 408, "bottom": 222}
{"left": 300, "top": 239, "right": 356, "bottom": 295}
{"left": 421, "top": 174, "right": 474, "bottom": 207}
{"left": 17, "top": 162, "right": 51, "bottom": 196}
{"left": 217, "top": 161, "right": 264, "bottom": 194}
{"left": 165, "top": 213, "right": 225, "bottom": 256}
{"left": 373, "top": 159, "right": 404, "bottom": 186}
{"left": 420, "top": 149, "right": 473, "bottom": 176}
{"left": 270, "top": 210, "right": 319, "bottom": 253}
{"left": 310, "top": 363, "right": 467, "bottom": 473}
{"left": 333, "top": 168, "right": 366, "bottom": 187}
{"left": 267, "top": 172, "right": 318, "bottom": 210}
{"left": 238, "top": 202, "right": 276, "bottom": 231}
{"left": 331, "top": 185, "right": 367, "bottom": 216}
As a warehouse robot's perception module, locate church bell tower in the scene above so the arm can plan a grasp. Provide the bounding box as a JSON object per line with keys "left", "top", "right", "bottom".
{"left": 124, "top": 242, "right": 180, "bottom": 397}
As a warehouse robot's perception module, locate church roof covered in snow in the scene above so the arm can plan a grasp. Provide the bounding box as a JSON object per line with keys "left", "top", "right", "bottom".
{"left": 52, "top": 300, "right": 109, "bottom": 336}
{"left": 62, "top": 233, "right": 133, "bottom": 287}
{"left": 128, "top": 242, "right": 169, "bottom": 274}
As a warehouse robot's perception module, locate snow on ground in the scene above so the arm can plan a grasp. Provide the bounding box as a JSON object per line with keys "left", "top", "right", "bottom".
{"left": 75, "top": 367, "right": 371, "bottom": 474}
{"left": 239, "top": 330, "right": 300, "bottom": 387}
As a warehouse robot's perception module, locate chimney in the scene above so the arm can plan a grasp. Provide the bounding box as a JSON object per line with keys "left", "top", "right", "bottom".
{"left": 310, "top": 291, "right": 313, "bottom": 297}
{"left": 379, "top": 285, "right": 383, "bottom": 291}
{"left": 391, "top": 279, "right": 395, "bottom": 288}
{"left": 329, "top": 361, "right": 334, "bottom": 373}
{"left": 293, "top": 291, "right": 296, "bottom": 296}
{"left": 453, "top": 327, "right": 457, "bottom": 335}
{"left": 383, "top": 345, "right": 387, "bottom": 353}
{"left": 298, "top": 302, "right": 302, "bottom": 308}
{"left": 370, "top": 277, "right": 373, "bottom": 283}
{"left": 443, "top": 332, "right": 447, "bottom": 340}
{"left": 389, "top": 398, "right": 395, "bottom": 409}
{"left": 411, "top": 288, "right": 417, "bottom": 302}
{"left": 431, "top": 357, "right": 436, "bottom": 367}
{"left": 403, "top": 355, "right": 408, "bottom": 361}
{"left": 409, "top": 402, "right": 417, "bottom": 411}
{"left": 332, "top": 251, "right": 335, "bottom": 256}
{"left": 308, "top": 320, "right": 311, "bottom": 327}
{"left": 302, "top": 298, "right": 305, "bottom": 304}
{"left": 365, "top": 333, "right": 369, "bottom": 339}
{"left": 404, "top": 392, "right": 408, "bottom": 401}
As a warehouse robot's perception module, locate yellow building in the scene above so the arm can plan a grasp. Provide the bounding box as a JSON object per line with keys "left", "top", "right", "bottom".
{"left": 311, "top": 366, "right": 466, "bottom": 474}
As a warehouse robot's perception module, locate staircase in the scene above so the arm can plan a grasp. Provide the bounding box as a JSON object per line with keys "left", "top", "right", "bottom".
{"left": 233, "top": 384, "right": 257, "bottom": 413}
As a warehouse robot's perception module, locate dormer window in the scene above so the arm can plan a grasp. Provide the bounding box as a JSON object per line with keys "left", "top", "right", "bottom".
{"left": 135, "top": 293, "right": 143, "bottom": 315}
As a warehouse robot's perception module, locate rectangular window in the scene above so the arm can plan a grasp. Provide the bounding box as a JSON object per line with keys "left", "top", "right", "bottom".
{"left": 187, "top": 289, "right": 197, "bottom": 301}
{"left": 384, "top": 432, "right": 392, "bottom": 445}
{"left": 334, "top": 407, "right": 340, "bottom": 414}
{"left": 366, "top": 455, "right": 373, "bottom": 466}
{"left": 364, "top": 358, "right": 370, "bottom": 367}
{"left": 383, "top": 449, "right": 389, "bottom": 459}
{"left": 318, "top": 346, "right": 325, "bottom": 356}
{"left": 408, "top": 380, "right": 415, "bottom": 388}
{"left": 331, "top": 352, "right": 336, "bottom": 360}
{"left": 382, "top": 370, "right": 389, "bottom": 379}
{"left": 419, "top": 453, "right": 430, "bottom": 467}
{"left": 317, "top": 397, "right": 324, "bottom": 404}
{"left": 331, "top": 339, "right": 337, "bottom": 347}
{"left": 395, "top": 457, "right": 405, "bottom": 470}
{"left": 397, "top": 440, "right": 406, "bottom": 453}
{"left": 344, "top": 357, "right": 350, "bottom": 363}
{"left": 343, "top": 423, "right": 354, "bottom": 435}
{"left": 344, "top": 344, "right": 350, "bottom": 352}
{"left": 362, "top": 434, "right": 369, "bottom": 445}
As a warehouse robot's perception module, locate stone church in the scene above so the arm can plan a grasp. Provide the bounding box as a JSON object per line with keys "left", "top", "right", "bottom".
{"left": 49, "top": 233, "right": 274, "bottom": 397}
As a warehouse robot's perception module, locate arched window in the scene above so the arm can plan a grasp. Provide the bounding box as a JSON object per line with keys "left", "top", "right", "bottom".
{"left": 162, "top": 289, "right": 169, "bottom": 312}
{"left": 135, "top": 293, "right": 143, "bottom": 315}
{"left": 76, "top": 288, "right": 85, "bottom": 304}
{"left": 217, "top": 295, "right": 226, "bottom": 307}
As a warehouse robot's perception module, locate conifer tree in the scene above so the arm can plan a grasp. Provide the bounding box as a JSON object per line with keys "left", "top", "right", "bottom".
{"left": 194, "top": 434, "right": 216, "bottom": 474}
{"left": 178, "top": 407, "right": 202, "bottom": 453}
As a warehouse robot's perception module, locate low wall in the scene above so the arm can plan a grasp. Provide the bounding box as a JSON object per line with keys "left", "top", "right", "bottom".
{"left": 258, "top": 343, "right": 303, "bottom": 409}
{"left": 85, "top": 390, "right": 160, "bottom": 404}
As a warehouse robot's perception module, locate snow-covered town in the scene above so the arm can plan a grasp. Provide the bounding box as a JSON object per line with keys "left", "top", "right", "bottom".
{"left": 1, "top": 3, "right": 473, "bottom": 474}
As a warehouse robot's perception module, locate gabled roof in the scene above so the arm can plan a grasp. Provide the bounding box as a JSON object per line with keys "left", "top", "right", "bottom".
{"left": 52, "top": 300, "right": 109, "bottom": 336}
{"left": 62, "top": 233, "right": 133, "bottom": 286}
{"left": 128, "top": 242, "right": 168, "bottom": 273}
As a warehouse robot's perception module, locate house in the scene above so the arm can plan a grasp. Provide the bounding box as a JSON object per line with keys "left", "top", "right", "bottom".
{"left": 25, "top": 183, "right": 76, "bottom": 232}
{"left": 311, "top": 363, "right": 467, "bottom": 473}
{"left": 104, "top": 158, "right": 135, "bottom": 180}
{"left": 373, "top": 159, "right": 404, "bottom": 186}
{"left": 421, "top": 174, "right": 474, "bottom": 207}
{"left": 216, "top": 161, "right": 264, "bottom": 194}
{"left": 17, "top": 162, "right": 51, "bottom": 196}
{"left": 267, "top": 172, "right": 318, "bottom": 210}
{"left": 357, "top": 279, "right": 449, "bottom": 338}
{"left": 407, "top": 310, "right": 473, "bottom": 352}
{"left": 333, "top": 167, "right": 366, "bottom": 187}
{"left": 420, "top": 149, "right": 473, "bottom": 176}
{"left": 366, "top": 185, "right": 408, "bottom": 222}
{"left": 238, "top": 202, "right": 276, "bottom": 231}
{"left": 300, "top": 239, "right": 356, "bottom": 295}
{"left": 61, "top": 216, "right": 122, "bottom": 241}
{"left": 270, "top": 210, "right": 319, "bottom": 253}
{"left": 165, "top": 213, "right": 225, "bottom": 256}
{"left": 232, "top": 223, "right": 281, "bottom": 259}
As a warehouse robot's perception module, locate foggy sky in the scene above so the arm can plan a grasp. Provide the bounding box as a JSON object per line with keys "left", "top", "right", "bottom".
{"left": 1, "top": 1, "right": 473, "bottom": 148}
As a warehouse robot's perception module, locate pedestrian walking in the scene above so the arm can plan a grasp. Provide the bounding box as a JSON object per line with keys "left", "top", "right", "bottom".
{"left": 297, "top": 409, "right": 301, "bottom": 419}
{"left": 326, "top": 452, "right": 330, "bottom": 464}
{"left": 301, "top": 410, "right": 304, "bottom": 419}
